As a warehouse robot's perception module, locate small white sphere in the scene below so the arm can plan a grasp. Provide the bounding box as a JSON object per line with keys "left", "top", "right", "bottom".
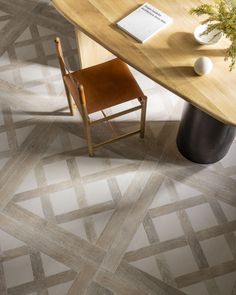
{"left": 194, "top": 57, "right": 213, "bottom": 76}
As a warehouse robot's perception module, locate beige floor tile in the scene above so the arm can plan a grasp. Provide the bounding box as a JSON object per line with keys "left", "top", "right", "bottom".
{"left": 200, "top": 236, "right": 234, "bottom": 267}
{"left": 3, "top": 255, "right": 34, "bottom": 288}
{"left": 186, "top": 203, "right": 218, "bottom": 232}
{"left": 161, "top": 246, "right": 199, "bottom": 277}
{"left": 41, "top": 253, "right": 70, "bottom": 277}
{"left": 50, "top": 187, "right": 79, "bottom": 215}
{"left": 153, "top": 212, "right": 185, "bottom": 242}
{"left": 0, "top": 228, "right": 25, "bottom": 251}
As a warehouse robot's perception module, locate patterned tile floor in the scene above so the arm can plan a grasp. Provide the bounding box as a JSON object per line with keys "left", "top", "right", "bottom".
{"left": 0, "top": 1, "right": 236, "bottom": 295}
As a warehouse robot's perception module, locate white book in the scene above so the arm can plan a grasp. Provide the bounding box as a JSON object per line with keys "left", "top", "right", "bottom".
{"left": 117, "top": 3, "right": 172, "bottom": 43}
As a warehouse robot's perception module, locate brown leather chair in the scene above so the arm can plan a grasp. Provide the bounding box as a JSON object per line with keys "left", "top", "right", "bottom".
{"left": 55, "top": 37, "right": 147, "bottom": 156}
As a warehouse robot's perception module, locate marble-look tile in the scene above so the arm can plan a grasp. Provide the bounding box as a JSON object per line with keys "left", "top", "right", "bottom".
{"left": 153, "top": 212, "right": 185, "bottom": 242}
{"left": 173, "top": 180, "right": 201, "bottom": 200}
{"left": 215, "top": 271, "right": 236, "bottom": 295}
{"left": 41, "top": 253, "right": 70, "bottom": 277}
{"left": 18, "top": 197, "right": 44, "bottom": 218}
{"left": 0, "top": 228, "right": 25, "bottom": 251}
{"left": 161, "top": 246, "right": 199, "bottom": 277}
{"left": 15, "top": 125, "right": 35, "bottom": 146}
{"left": 15, "top": 44, "right": 37, "bottom": 61}
{"left": 50, "top": 188, "right": 79, "bottom": 215}
{"left": 130, "top": 256, "right": 162, "bottom": 280}
{"left": 220, "top": 142, "right": 236, "bottom": 168}
{"left": 115, "top": 171, "right": 136, "bottom": 196}
{"left": 3, "top": 255, "right": 34, "bottom": 288}
{"left": 219, "top": 201, "right": 236, "bottom": 222}
{"left": 0, "top": 68, "right": 15, "bottom": 83}
{"left": 93, "top": 209, "right": 114, "bottom": 239}
{"left": 186, "top": 203, "right": 218, "bottom": 232}
{"left": 0, "top": 157, "right": 9, "bottom": 170}
{"left": 60, "top": 219, "right": 88, "bottom": 240}
{"left": 84, "top": 180, "right": 113, "bottom": 206}
{"left": 181, "top": 282, "right": 209, "bottom": 295}
{"left": 76, "top": 156, "right": 109, "bottom": 177}
{"left": 127, "top": 223, "right": 150, "bottom": 252}
{"left": 44, "top": 160, "right": 70, "bottom": 185}
{"left": 15, "top": 169, "right": 38, "bottom": 194}
{"left": 48, "top": 281, "right": 73, "bottom": 295}
{"left": 0, "top": 132, "right": 9, "bottom": 152}
{"left": 200, "top": 236, "right": 234, "bottom": 267}
{"left": 15, "top": 27, "right": 32, "bottom": 42}
{"left": 0, "top": 51, "right": 10, "bottom": 66}
{"left": 149, "top": 179, "right": 173, "bottom": 208}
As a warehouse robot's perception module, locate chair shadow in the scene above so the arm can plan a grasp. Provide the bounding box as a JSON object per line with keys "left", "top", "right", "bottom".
{"left": 8, "top": 103, "right": 199, "bottom": 167}
{"left": 47, "top": 118, "right": 208, "bottom": 173}
{"left": 16, "top": 107, "right": 72, "bottom": 117}
{"left": 7, "top": 103, "right": 179, "bottom": 162}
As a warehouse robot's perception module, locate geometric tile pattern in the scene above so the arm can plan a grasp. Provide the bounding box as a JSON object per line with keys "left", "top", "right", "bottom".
{"left": 0, "top": 1, "right": 236, "bottom": 295}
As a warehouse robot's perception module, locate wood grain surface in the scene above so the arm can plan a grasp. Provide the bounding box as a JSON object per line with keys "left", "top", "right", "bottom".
{"left": 52, "top": 0, "right": 236, "bottom": 126}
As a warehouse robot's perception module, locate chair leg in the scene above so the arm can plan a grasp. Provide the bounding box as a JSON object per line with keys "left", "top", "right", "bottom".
{"left": 64, "top": 81, "right": 76, "bottom": 116}
{"left": 140, "top": 96, "right": 147, "bottom": 138}
{"left": 84, "top": 121, "right": 94, "bottom": 157}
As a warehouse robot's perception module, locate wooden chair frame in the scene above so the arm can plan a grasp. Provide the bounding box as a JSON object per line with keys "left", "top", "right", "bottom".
{"left": 55, "top": 37, "right": 147, "bottom": 157}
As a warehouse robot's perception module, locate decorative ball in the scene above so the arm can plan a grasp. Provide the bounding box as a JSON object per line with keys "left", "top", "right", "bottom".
{"left": 194, "top": 57, "right": 213, "bottom": 76}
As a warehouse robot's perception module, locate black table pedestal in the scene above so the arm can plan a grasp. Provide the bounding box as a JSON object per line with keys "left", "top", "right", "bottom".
{"left": 176, "top": 103, "right": 236, "bottom": 164}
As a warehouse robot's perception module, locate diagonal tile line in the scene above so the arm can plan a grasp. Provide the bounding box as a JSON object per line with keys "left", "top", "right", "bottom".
{"left": 100, "top": 171, "right": 165, "bottom": 273}
{"left": 124, "top": 220, "right": 236, "bottom": 264}
{"left": 232, "top": 280, "right": 236, "bottom": 295}
{"left": 0, "top": 0, "right": 74, "bottom": 37}
{"left": 160, "top": 164, "right": 236, "bottom": 207}
{"left": 12, "top": 163, "right": 139, "bottom": 204}
{"left": 1, "top": 245, "right": 30, "bottom": 263}
{"left": 176, "top": 260, "right": 236, "bottom": 289}
{"left": 2, "top": 103, "right": 18, "bottom": 153}
{"left": 94, "top": 268, "right": 150, "bottom": 295}
{"left": 0, "top": 245, "right": 7, "bottom": 295}
{"left": 0, "top": 122, "right": 58, "bottom": 210}
{"left": 34, "top": 162, "right": 56, "bottom": 223}
{"left": 114, "top": 261, "right": 186, "bottom": 295}
{"left": 0, "top": 79, "right": 68, "bottom": 117}
{"left": 0, "top": 207, "right": 85, "bottom": 272}
{"left": 3, "top": 202, "right": 105, "bottom": 265}
{"left": 66, "top": 158, "right": 156, "bottom": 295}
{"left": 167, "top": 179, "right": 221, "bottom": 294}
{"left": 7, "top": 270, "right": 76, "bottom": 295}
{"left": 0, "top": 0, "right": 37, "bottom": 20}
{"left": 87, "top": 282, "right": 113, "bottom": 295}
{"left": 29, "top": 246, "right": 48, "bottom": 294}
{"left": 0, "top": 202, "right": 184, "bottom": 295}
{"left": 61, "top": 132, "right": 98, "bottom": 244}
{"left": 66, "top": 166, "right": 177, "bottom": 294}
{"left": 0, "top": 0, "right": 73, "bottom": 57}
{"left": 0, "top": 1, "right": 41, "bottom": 56}
{"left": 93, "top": 262, "right": 186, "bottom": 295}
{"left": 206, "top": 196, "right": 236, "bottom": 259}
{"left": 0, "top": 113, "right": 183, "bottom": 295}
{"left": 142, "top": 212, "right": 176, "bottom": 287}
{"left": 0, "top": 14, "right": 31, "bottom": 56}
{"left": 66, "top": 115, "right": 180, "bottom": 294}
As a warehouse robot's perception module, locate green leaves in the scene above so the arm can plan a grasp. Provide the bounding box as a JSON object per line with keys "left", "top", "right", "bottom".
{"left": 190, "top": 0, "right": 236, "bottom": 71}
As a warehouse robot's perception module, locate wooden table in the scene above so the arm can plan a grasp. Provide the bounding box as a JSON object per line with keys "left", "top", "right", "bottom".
{"left": 52, "top": 0, "right": 236, "bottom": 164}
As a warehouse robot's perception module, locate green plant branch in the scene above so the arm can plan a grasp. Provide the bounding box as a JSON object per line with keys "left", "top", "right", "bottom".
{"left": 190, "top": 0, "right": 236, "bottom": 71}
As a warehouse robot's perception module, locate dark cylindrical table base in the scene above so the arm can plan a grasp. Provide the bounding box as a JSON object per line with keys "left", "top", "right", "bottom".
{"left": 177, "top": 103, "right": 235, "bottom": 164}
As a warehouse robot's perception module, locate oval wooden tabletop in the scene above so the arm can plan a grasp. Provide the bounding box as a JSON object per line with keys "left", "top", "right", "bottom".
{"left": 52, "top": 0, "right": 236, "bottom": 126}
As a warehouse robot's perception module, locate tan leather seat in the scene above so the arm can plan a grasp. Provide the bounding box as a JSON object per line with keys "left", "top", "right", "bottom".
{"left": 55, "top": 37, "right": 147, "bottom": 157}
{"left": 65, "top": 58, "right": 144, "bottom": 114}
